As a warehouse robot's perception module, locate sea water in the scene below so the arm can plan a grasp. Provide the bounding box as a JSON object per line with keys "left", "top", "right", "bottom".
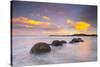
{"left": 12, "top": 36, "right": 97, "bottom": 66}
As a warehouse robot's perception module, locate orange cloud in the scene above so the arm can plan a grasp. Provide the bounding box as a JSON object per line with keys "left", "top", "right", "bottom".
{"left": 75, "top": 21, "right": 91, "bottom": 31}
{"left": 66, "top": 19, "right": 91, "bottom": 31}
{"left": 12, "top": 16, "right": 62, "bottom": 32}
{"left": 12, "top": 17, "right": 50, "bottom": 27}
{"left": 12, "top": 18, "right": 20, "bottom": 23}
{"left": 42, "top": 16, "right": 50, "bottom": 20}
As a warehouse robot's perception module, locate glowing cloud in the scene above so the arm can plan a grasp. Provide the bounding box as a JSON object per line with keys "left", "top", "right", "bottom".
{"left": 12, "top": 17, "right": 50, "bottom": 26}
{"left": 75, "top": 21, "right": 91, "bottom": 31}
{"left": 66, "top": 19, "right": 74, "bottom": 25}
{"left": 12, "top": 16, "right": 61, "bottom": 31}
{"left": 42, "top": 16, "right": 50, "bottom": 20}
{"left": 66, "top": 19, "right": 91, "bottom": 31}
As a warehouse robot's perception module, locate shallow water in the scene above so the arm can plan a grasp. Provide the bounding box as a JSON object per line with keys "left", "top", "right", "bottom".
{"left": 12, "top": 36, "right": 97, "bottom": 66}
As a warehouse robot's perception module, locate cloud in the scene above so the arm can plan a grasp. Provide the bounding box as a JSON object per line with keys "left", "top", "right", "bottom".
{"left": 66, "top": 19, "right": 91, "bottom": 31}
{"left": 42, "top": 28, "right": 74, "bottom": 35}
{"left": 75, "top": 21, "right": 91, "bottom": 31}
{"left": 12, "top": 16, "right": 59, "bottom": 31}
{"left": 12, "top": 17, "right": 50, "bottom": 25}
{"left": 66, "top": 19, "right": 74, "bottom": 25}
{"left": 41, "top": 16, "right": 50, "bottom": 20}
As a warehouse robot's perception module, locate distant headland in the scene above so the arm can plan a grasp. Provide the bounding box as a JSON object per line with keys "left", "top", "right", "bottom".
{"left": 49, "top": 34, "right": 97, "bottom": 37}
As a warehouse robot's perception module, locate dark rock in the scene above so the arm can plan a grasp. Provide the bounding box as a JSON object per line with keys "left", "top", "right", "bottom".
{"left": 51, "top": 40, "right": 66, "bottom": 46}
{"left": 60, "top": 40, "right": 67, "bottom": 44}
{"left": 69, "top": 38, "right": 84, "bottom": 43}
{"left": 30, "top": 42, "right": 51, "bottom": 54}
{"left": 77, "top": 38, "right": 84, "bottom": 42}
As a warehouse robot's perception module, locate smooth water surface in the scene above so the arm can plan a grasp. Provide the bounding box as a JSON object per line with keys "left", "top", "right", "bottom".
{"left": 12, "top": 36, "right": 97, "bottom": 66}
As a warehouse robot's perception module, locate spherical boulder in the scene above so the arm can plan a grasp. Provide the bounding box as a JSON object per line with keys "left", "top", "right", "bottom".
{"left": 51, "top": 40, "right": 63, "bottom": 46}
{"left": 30, "top": 42, "right": 51, "bottom": 54}
{"left": 60, "top": 40, "right": 67, "bottom": 44}
{"left": 77, "top": 38, "right": 84, "bottom": 42}
{"left": 69, "top": 38, "right": 84, "bottom": 43}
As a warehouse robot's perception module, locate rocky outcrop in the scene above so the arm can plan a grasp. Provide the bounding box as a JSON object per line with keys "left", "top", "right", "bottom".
{"left": 60, "top": 40, "right": 67, "bottom": 44}
{"left": 51, "top": 40, "right": 67, "bottom": 46}
{"left": 69, "top": 38, "right": 84, "bottom": 43}
{"left": 30, "top": 42, "right": 51, "bottom": 54}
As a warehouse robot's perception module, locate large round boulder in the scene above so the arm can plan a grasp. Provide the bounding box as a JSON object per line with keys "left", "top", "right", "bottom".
{"left": 30, "top": 42, "right": 51, "bottom": 54}
{"left": 77, "top": 38, "right": 84, "bottom": 42}
{"left": 51, "top": 40, "right": 66, "bottom": 46}
{"left": 69, "top": 38, "right": 84, "bottom": 43}
{"left": 60, "top": 40, "right": 67, "bottom": 44}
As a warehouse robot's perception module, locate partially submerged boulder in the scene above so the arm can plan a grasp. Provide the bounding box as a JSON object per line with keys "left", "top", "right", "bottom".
{"left": 30, "top": 42, "right": 51, "bottom": 54}
{"left": 69, "top": 38, "right": 84, "bottom": 43}
{"left": 60, "top": 40, "right": 67, "bottom": 44}
{"left": 51, "top": 40, "right": 67, "bottom": 46}
{"left": 77, "top": 38, "right": 84, "bottom": 42}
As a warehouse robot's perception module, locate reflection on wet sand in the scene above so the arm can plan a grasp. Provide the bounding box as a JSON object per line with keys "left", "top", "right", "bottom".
{"left": 77, "top": 39, "right": 91, "bottom": 60}
{"left": 76, "top": 37, "right": 96, "bottom": 61}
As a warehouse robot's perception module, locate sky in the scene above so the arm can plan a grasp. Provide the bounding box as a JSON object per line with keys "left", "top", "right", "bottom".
{"left": 11, "top": 1, "right": 97, "bottom": 35}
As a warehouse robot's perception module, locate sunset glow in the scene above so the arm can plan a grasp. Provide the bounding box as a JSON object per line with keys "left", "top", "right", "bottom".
{"left": 12, "top": 1, "right": 97, "bottom": 35}
{"left": 42, "top": 16, "right": 50, "bottom": 20}
{"left": 12, "top": 17, "right": 50, "bottom": 25}
{"left": 11, "top": 2, "right": 97, "bottom": 66}
{"left": 75, "top": 22, "right": 91, "bottom": 31}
